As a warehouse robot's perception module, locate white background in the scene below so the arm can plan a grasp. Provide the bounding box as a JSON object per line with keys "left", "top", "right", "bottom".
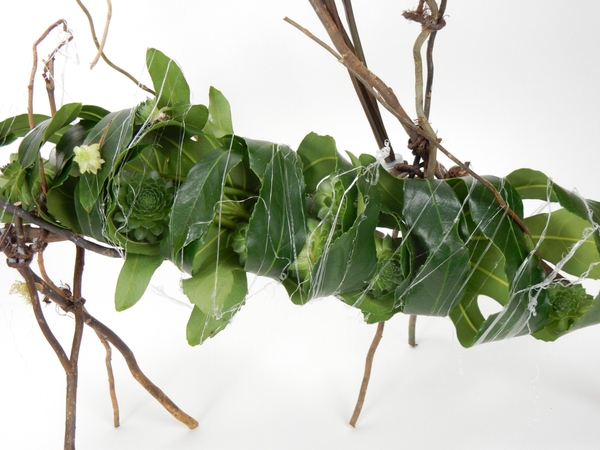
{"left": 1, "top": 1, "right": 600, "bottom": 449}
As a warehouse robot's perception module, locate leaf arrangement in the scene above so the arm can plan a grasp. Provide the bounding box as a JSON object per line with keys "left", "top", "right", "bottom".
{"left": 2, "top": 48, "right": 600, "bottom": 350}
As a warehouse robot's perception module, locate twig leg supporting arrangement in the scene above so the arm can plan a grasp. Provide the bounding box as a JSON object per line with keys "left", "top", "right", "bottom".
{"left": 349, "top": 321, "right": 385, "bottom": 427}
{"left": 31, "top": 271, "right": 199, "bottom": 430}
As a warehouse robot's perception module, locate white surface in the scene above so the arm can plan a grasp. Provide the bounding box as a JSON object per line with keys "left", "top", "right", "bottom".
{"left": 1, "top": 1, "right": 600, "bottom": 449}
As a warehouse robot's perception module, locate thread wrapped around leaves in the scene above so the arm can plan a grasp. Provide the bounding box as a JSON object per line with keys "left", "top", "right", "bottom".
{"left": 1, "top": 48, "right": 600, "bottom": 347}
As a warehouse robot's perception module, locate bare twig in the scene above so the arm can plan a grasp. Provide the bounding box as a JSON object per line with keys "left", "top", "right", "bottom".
{"left": 89, "top": 0, "right": 112, "bottom": 69}
{"left": 28, "top": 20, "right": 72, "bottom": 129}
{"left": 349, "top": 321, "right": 385, "bottom": 427}
{"left": 293, "top": 3, "right": 531, "bottom": 237}
{"left": 0, "top": 199, "right": 122, "bottom": 258}
{"left": 75, "top": 0, "right": 155, "bottom": 95}
{"left": 31, "top": 272, "right": 198, "bottom": 429}
{"left": 96, "top": 332, "right": 120, "bottom": 427}
{"left": 63, "top": 246, "right": 85, "bottom": 450}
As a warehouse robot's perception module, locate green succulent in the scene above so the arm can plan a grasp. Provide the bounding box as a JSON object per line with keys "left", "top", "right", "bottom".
{"left": 112, "top": 170, "right": 174, "bottom": 243}
{"left": 312, "top": 174, "right": 348, "bottom": 221}
{"left": 533, "top": 282, "right": 594, "bottom": 341}
{"left": 369, "top": 234, "right": 403, "bottom": 297}
{"left": 231, "top": 222, "right": 249, "bottom": 265}
{"left": 288, "top": 218, "right": 334, "bottom": 281}
{"left": 0, "top": 154, "right": 56, "bottom": 211}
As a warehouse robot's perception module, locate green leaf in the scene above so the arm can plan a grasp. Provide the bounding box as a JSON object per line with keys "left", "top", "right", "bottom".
{"left": 202, "top": 87, "right": 233, "bottom": 138}
{"left": 459, "top": 177, "right": 550, "bottom": 345}
{"left": 146, "top": 48, "right": 190, "bottom": 109}
{"left": 309, "top": 179, "right": 380, "bottom": 298}
{"left": 400, "top": 179, "right": 470, "bottom": 316}
{"left": 44, "top": 103, "right": 81, "bottom": 141}
{"left": 507, "top": 168, "right": 600, "bottom": 253}
{"left": 46, "top": 176, "right": 82, "bottom": 232}
{"left": 296, "top": 132, "right": 352, "bottom": 193}
{"left": 182, "top": 251, "right": 247, "bottom": 314}
{"left": 0, "top": 113, "right": 49, "bottom": 147}
{"left": 18, "top": 119, "right": 51, "bottom": 168}
{"left": 184, "top": 252, "right": 248, "bottom": 346}
{"left": 77, "top": 108, "right": 135, "bottom": 211}
{"left": 115, "top": 253, "right": 164, "bottom": 311}
{"left": 245, "top": 146, "right": 307, "bottom": 279}
{"left": 178, "top": 104, "right": 209, "bottom": 135}
{"left": 78, "top": 104, "right": 110, "bottom": 122}
{"left": 168, "top": 149, "right": 242, "bottom": 259}
{"left": 17, "top": 103, "right": 81, "bottom": 168}
{"left": 526, "top": 209, "right": 600, "bottom": 279}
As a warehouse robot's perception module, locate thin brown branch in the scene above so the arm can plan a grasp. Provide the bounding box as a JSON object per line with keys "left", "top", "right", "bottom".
{"left": 96, "top": 332, "right": 120, "bottom": 427}
{"left": 89, "top": 0, "right": 112, "bottom": 69}
{"left": 64, "top": 246, "right": 85, "bottom": 450}
{"left": 75, "top": 0, "right": 155, "bottom": 95}
{"left": 349, "top": 321, "right": 385, "bottom": 427}
{"left": 28, "top": 20, "right": 71, "bottom": 129}
{"left": 18, "top": 267, "right": 70, "bottom": 368}
{"left": 297, "top": 3, "right": 531, "bottom": 237}
{"left": 37, "top": 251, "right": 62, "bottom": 293}
{"left": 32, "top": 273, "right": 198, "bottom": 429}
{"left": 0, "top": 199, "right": 122, "bottom": 258}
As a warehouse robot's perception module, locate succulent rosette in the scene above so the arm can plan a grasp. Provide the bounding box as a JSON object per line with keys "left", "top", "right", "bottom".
{"left": 110, "top": 170, "right": 175, "bottom": 244}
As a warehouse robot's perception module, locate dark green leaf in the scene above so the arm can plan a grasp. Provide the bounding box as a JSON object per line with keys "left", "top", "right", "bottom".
{"left": 245, "top": 146, "right": 307, "bottom": 279}
{"left": 0, "top": 113, "right": 49, "bottom": 147}
{"left": 78, "top": 108, "right": 135, "bottom": 211}
{"left": 400, "top": 179, "right": 470, "bottom": 316}
{"left": 44, "top": 103, "right": 81, "bottom": 141}
{"left": 168, "top": 149, "right": 242, "bottom": 259}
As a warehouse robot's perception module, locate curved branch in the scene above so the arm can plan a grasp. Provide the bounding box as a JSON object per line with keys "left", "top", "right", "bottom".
{"left": 74, "top": 0, "right": 155, "bottom": 95}
{"left": 0, "top": 199, "right": 122, "bottom": 258}
{"left": 31, "top": 272, "right": 198, "bottom": 430}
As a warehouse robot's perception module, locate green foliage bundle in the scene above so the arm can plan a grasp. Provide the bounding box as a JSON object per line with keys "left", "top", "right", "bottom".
{"left": 2, "top": 49, "right": 600, "bottom": 347}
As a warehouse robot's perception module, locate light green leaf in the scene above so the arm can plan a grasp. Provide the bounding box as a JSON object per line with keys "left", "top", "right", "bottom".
{"left": 146, "top": 48, "right": 190, "bottom": 108}
{"left": 182, "top": 252, "right": 247, "bottom": 315}
{"left": 202, "top": 86, "right": 233, "bottom": 138}
{"left": 296, "top": 132, "right": 352, "bottom": 193}
{"left": 526, "top": 209, "right": 600, "bottom": 279}
{"left": 115, "top": 253, "right": 164, "bottom": 311}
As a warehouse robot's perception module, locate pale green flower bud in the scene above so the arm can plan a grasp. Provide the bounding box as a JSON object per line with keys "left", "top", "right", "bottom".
{"left": 73, "top": 143, "right": 105, "bottom": 175}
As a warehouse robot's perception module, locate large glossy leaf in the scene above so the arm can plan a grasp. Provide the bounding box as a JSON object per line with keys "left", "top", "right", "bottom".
{"left": 400, "top": 179, "right": 470, "bottom": 316}
{"left": 457, "top": 177, "right": 550, "bottom": 345}
{"left": 0, "top": 113, "right": 49, "bottom": 147}
{"left": 115, "top": 253, "right": 164, "bottom": 311}
{"left": 507, "top": 168, "right": 600, "bottom": 252}
{"left": 77, "top": 108, "right": 135, "bottom": 211}
{"left": 168, "top": 149, "right": 242, "bottom": 260}
{"left": 146, "top": 48, "right": 190, "bottom": 109}
{"left": 245, "top": 146, "right": 307, "bottom": 279}
{"left": 526, "top": 209, "right": 600, "bottom": 279}
{"left": 202, "top": 87, "right": 233, "bottom": 138}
